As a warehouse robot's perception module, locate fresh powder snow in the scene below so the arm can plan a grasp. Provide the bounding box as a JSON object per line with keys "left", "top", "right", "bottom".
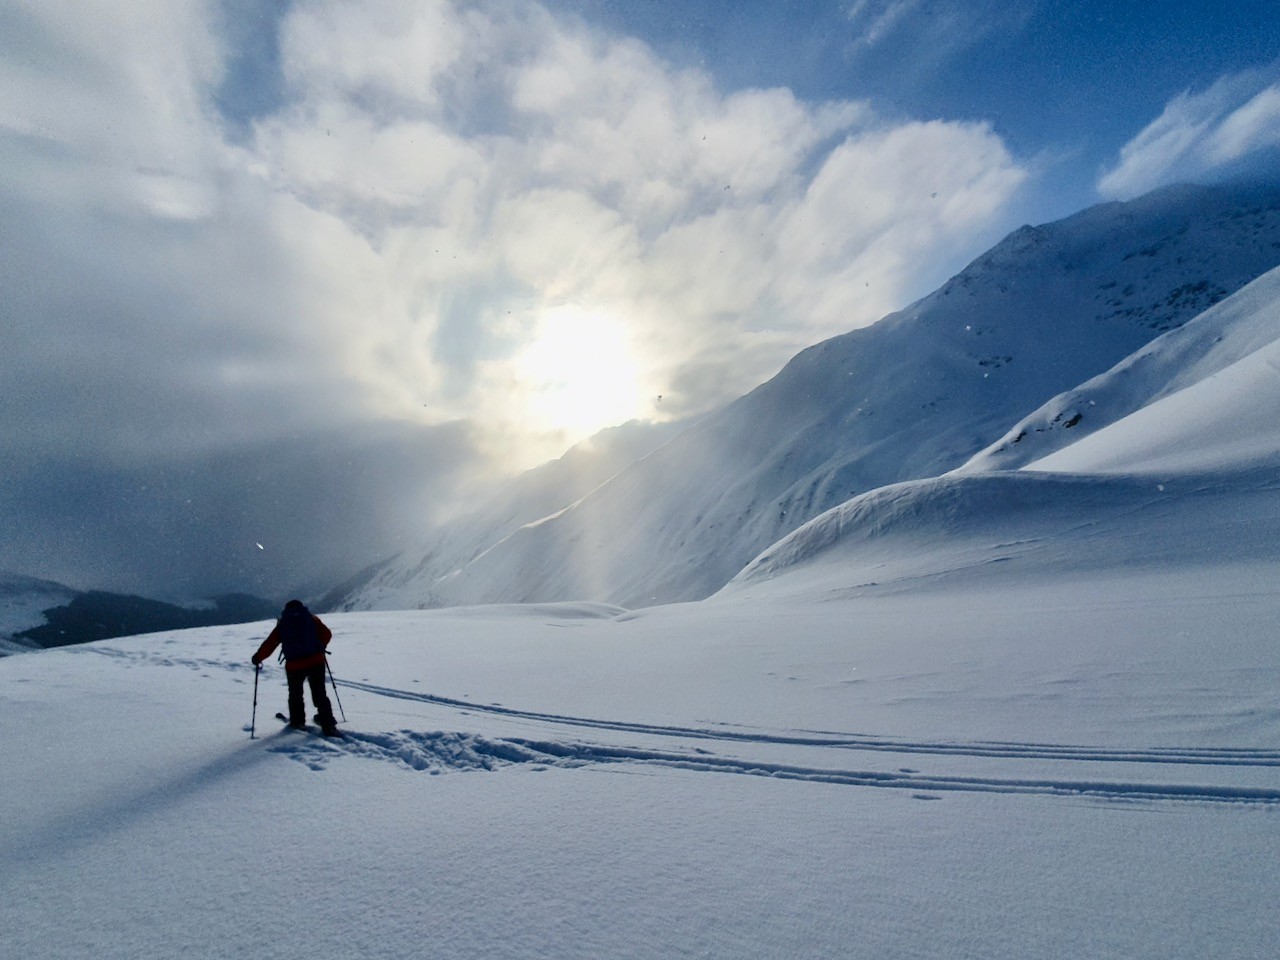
{"left": 2, "top": 548, "right": 1277, "bottom": 959}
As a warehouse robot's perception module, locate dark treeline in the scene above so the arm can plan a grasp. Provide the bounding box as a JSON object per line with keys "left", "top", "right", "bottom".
{"left": 20, "top": 592, "right": 278, "bottom": 648}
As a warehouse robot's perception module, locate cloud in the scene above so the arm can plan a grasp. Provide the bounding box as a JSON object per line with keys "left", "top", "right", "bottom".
{"left": 0, "top": 0, "right": 1029, "bottom": 596}
{"left": 1099, "top": 65, "right": 1280, "bottom": 199}
{"left": 254, "top": 0, "right": 1026, "bottom": 430}
{"left": 845, "top": 0, "right": 926, "bottom": 49}
{"left": 0, "top": 0, "right": 224, "bottom": 219}
{"left": 843, "top": 0, "right": 1035, "bottom": 70}
{"left": 0, "top": 421, "right": 479, "bottom": 599}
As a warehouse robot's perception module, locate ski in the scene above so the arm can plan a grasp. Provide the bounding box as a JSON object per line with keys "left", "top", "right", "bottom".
{"left": 275, "top": 712, "right": 344, "bottom": 738}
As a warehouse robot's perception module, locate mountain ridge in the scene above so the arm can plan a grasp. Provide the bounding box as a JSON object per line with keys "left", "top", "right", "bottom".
{"left": 341, "top": 182, "right": 1280, "bottom": 611}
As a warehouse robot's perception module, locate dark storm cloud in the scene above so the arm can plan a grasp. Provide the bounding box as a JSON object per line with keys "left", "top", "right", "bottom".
{"left": 1, "top": 420, "right": 479, "bottom": 600}
{"left": 0, "top": 110, "right": 478, "bottom": 599}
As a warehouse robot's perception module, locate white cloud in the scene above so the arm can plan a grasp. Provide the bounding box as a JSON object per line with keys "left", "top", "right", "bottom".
{"left": 1099, "top": 66, "right": 1280, "bottom": 199}
{"left": 1205, "top": 84, "right": 1280, "bottom": 164}
{"left": 2, "top": 0, "right": 1029, "bottom": 480}
{"left": 843, "top": 0, "right": 1034, "bottom": 69}
{"left": 774, "top": 120, "right": 1025, "bottom": 335}
{"left": 253, "top": 1, "right": 1026, "bottom": 460}
{"left": 0, "top": 0, "right": 225, "bottom": 219}
{"left": 845, "top": 0, "right": 925, "bottom": 50}
{"left": 278, "top": 0, "right": 464, "bottom": 107}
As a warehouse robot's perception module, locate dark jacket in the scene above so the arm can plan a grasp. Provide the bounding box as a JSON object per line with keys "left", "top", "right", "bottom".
{"left": 253, "top": 614, "right": 332, "bottom": 672}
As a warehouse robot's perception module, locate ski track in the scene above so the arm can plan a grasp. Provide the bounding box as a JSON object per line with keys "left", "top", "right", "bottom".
{"left": 80, "top": 646, "right": 1280, "bottom": 805}
{"left": 336, "top": 678, "right": 1280, "bottom": 768}
{"left": 264, "top": 678, "right": 1280, "bottom": 808}
{"left": 271, "top": 728, "right": 1280, "bottom": 807}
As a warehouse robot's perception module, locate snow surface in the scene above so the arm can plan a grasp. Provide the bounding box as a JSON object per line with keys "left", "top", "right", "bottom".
{"left": 965, "top": 263, "right": 1280, "bottom": 473}
{"left": 6, "top": 186, "right": 1280, "bottom": 958}
{"left": 1030, "top": 336, "right": 1280, "bottom": 473}
{"left": 7, "top": 348, "right": 1280, "bottom": 958}
{"left": 3, "top": 545, "right": 1278, "bottom": 959}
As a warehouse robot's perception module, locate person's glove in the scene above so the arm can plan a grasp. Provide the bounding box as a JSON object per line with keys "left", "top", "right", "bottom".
{"left": 251, "top": 655, "right": 261, "bottom": 666}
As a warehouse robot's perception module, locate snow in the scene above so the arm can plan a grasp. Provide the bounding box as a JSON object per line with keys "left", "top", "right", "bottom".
{"left": 344, "top": 183, "right": 1280, "bottom": 612}
{"left": 1021, "top": 268, "right": 1280, "bottom": 475}
{"left": 6, "top": 186, "right": 1280, "bottom": 958}
{"left": 1031, "top": 336, "right": 1280, "bottom": 473}
{"left": 964, "top": 263, "right": 1280, "bottom": 473}
{"left": 3, "top": 549, "right": 1278, "bottom": 959}
{"left": 0, "top": 572, "right": 76, "bottom": 654}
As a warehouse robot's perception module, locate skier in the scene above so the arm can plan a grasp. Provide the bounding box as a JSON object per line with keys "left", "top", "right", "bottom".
{"left": 251, "top": 599, "right": 340, "bottom": 736}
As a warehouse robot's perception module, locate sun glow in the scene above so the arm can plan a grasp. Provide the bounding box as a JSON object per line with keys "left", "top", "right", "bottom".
{"left": 512, "top": 306, "right": 649, "bottom": 443}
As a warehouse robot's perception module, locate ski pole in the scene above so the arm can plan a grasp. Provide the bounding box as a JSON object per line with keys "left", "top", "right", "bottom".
{"left": 251, "top": 662, "right": 261, "bottom": 739}
{"left": 325, "top": 655, "right": 346, "bottom": 723}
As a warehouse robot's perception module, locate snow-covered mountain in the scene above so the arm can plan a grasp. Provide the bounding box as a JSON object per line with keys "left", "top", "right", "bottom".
{"left": 962, "top": 263, "right": 1280, "bottom": 473}
{"left": 0, "top": 571, "right": 280, "bottom": 653}
{"left": 343, "top": 182, "right": 1280, "bottom": 610}
{"left": 327, "top": 417, "right": 688, "bottom": 611}
{"left": 0, "top": 573, "right": 76, "bottom": 655}
{"left": 731, "top": 259, "right": 1280, "bottom": 595}
{"left": 6, "top": 383, "right": 1279, "bottom": 959}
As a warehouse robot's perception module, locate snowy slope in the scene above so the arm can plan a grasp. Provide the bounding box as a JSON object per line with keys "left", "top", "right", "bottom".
{"left": 729, "top": 255, "right": 1280, "bottom": 620}
{"left": 8, "top": 183, "right": 1280, "bottom": 954}
{"left": 731, "top": 265, "right": 1280, "bottom": 594}
{"left": 352, "top": 183, "right": 1280, "bottom": 610}
{"left": 3, "top": 530, "right": 1278, "bottom": 959}
{"left": 964, "top": 263, "right": 1280, "bottom": 472}
{"left": 329, "top": 417, "right": 687, "bottom": 611}
{"left": 1030, "top": 336, "right": 1280, "bottom": 474}
{"left": 0, "top": 573, "right": 76, "bottom": 655}
{"left": 729, "top": 465, "right": 1280, "bottom": 597}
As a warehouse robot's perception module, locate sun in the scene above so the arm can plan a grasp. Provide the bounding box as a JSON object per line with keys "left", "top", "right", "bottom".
{"left": 512, "top": 306, "right": 649, "bottom": 443}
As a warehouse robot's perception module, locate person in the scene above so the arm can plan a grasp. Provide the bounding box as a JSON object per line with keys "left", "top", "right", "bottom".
{"left": 252, "top": 599, "right": 339, "bottom": 736}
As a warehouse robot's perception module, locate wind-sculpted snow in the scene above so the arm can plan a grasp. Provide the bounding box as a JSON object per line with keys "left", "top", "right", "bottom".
{"left": 964, "top": 264, "right": 1280, "bottom": 473}
{"left": 729, "top": 465, "right": 1280, "bottom": 589}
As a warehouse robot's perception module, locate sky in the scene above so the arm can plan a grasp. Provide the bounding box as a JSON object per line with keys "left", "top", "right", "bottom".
{"left": 2, "top": 0, "right": 1278, "bottom": 600}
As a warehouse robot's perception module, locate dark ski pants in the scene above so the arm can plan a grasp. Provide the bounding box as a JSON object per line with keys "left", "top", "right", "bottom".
{"left": 287, "top": 663, "right": 335, "bottom": 727}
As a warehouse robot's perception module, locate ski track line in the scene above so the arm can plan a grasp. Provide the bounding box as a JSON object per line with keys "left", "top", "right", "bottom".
{"left": 337, "top": 678, "right": 1280, "bottom": 768}
{"left": 272, "top": 729, "right": 1280, "bottom": 807}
